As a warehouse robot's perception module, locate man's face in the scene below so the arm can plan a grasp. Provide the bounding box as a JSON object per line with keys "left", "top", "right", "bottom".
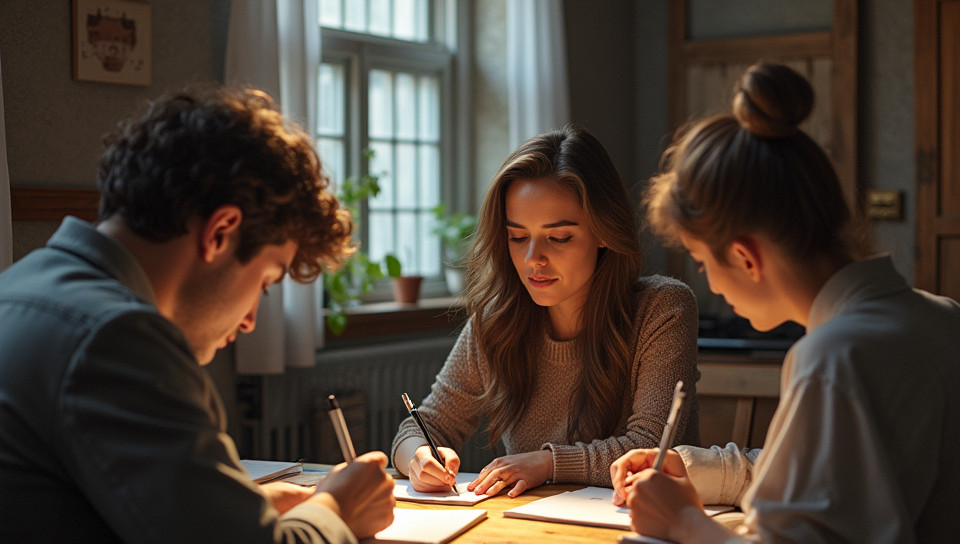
{"left": 174, "top": 240, "right": 298, "bottom": 364}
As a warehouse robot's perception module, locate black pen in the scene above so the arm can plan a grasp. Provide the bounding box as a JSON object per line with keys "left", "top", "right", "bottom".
{"left": 652, "top": 380, "right": 685, "bottom": 472}
{"left": 327, "top": 394, "right": 357, "bottom": 462}
{"left": 401, "top": 392, "right": 459, "bottom": 494}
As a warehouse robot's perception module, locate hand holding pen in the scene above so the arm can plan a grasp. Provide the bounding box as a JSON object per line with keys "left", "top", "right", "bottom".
{"left": 610, "top": 381, "right": 688, "bottom": 507}
{"left": 401, "top": 393, "right": 460, "bottom": 494}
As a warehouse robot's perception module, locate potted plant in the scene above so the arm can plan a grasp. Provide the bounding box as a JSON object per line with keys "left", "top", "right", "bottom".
{"left": 385, "top": 254, "right": 424, "bottom": 304}
{"left": 430, "top": 204, "right": 478, "bottom": 295}
{"left": 323, "top": 150, "right": 386, "bottom": 335}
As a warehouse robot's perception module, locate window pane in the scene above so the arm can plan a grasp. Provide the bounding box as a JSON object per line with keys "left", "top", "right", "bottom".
{"left": 368, "top": 210, "right": 392, "bottom": 264}
{"left": 368, "top": 141, "right": 394, "bottom": 210}
{"left": 418, "top": 74, "right": 439, "bottom": 141}
{"left": 395, "top": 73, "right": 417, "bottom": 140}
{"left": 344, "top": 0, "right": 366, "bottom": 32}
{"left": 316, "top": 137, "right": 344, "bottom": 185}
{"left": 418, "top": 211, "right": 440, "bottom": 275}
{"left": 396, "top": 212, "right": 417, "bottom": 269}
{"left": 418, "top": 144, "right": 439, "bottom": 208}
{"left": 395, "top": 143, "right": 417, "bottom": 208}
{"left": 394, "top": 0, "right": 417, "bottom": 41}
{"left": 369, "top": 0, "right": 391, "bottom": 36}
{"left": 318, "top": 63, "right": 344, "bottom": 136}
{"left": 368, "top": 70, "right": 394, "bottom": 139}
{"left": 318, "top": 0, "right": 341, "bottom": 27}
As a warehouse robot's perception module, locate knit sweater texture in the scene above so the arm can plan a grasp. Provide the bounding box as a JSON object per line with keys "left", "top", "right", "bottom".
{"left": 391, "top": 274, "right": 700, "bottom": 487}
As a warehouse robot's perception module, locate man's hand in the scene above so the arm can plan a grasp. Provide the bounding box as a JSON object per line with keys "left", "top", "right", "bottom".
{"left": 467, "top": 449, "right": 552, "bottom": 498}
{"left": 313, "top": 451, "right": 396, "bottom": 539}
{"left": 260, "top": 481, "right": 314, "bottom": 514}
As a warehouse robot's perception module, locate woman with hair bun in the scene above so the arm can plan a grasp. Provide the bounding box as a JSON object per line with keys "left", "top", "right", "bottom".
{"left": 610, "top": 63, "right": 960, "bottom": 542}
{"left": 392, "top": 125, "right": 700, "bottom": 498}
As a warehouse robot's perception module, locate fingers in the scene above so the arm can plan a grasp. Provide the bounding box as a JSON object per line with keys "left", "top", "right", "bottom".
{"left": 506, "top": 479, "right": 528, "bottom": 498}
{"left": 409, "top": 446, "right": 458, "bottom": 491}
{"left": 355, "top": 450, "right": 388, "bottom": 468}
{"left": 470, "top": 463, "right": 512, "bottom": 495}
{"left": 610, "top": 448, "right": 656, "bottom": 504}
{"left": 438, "top": 446, "right": 460, "bottom": 474}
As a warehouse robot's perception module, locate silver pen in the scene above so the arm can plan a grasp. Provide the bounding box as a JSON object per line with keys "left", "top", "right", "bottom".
{"left": 327, "top": 394, "right": 357, "bottom": 462}
{"left": 652, "top": 381, "right": 685, "bottom": 472}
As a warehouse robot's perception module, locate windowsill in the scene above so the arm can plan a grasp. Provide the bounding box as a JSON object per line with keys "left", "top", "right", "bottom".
{"left": 323, "top": 296, "right": 467, "bottom": 347}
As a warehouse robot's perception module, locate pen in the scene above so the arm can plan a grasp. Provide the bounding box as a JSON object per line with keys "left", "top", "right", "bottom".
{"left": 401, "top": 392, "right": 459, "bottom": 494}
{"left": 327, "top": 394, "right": 357, "bottom": 462}
{"left": 652, "top": 380, "right": 685, "bottom": 472}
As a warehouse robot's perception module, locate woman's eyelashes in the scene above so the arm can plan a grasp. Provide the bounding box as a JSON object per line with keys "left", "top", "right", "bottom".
{"left": 506, "top": 231, "right": 573, "bottom": 244}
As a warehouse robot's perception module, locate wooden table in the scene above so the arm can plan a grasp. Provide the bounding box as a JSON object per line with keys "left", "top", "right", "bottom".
{"left": 395, "top": 483, "right": 630, "bottom": 543}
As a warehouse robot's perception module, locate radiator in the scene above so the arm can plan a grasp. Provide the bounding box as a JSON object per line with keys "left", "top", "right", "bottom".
{"left": 236, "top": 335, "right": 501, "bottom": 472}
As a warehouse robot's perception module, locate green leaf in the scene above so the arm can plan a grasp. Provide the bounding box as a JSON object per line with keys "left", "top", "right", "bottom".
{"left": 385, "top": 254, "right": 402, "bottom": 278}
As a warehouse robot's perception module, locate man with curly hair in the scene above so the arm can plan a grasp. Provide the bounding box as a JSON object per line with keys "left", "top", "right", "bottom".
{"left": 0, "top": 86, "right": 395, "bottom": 543}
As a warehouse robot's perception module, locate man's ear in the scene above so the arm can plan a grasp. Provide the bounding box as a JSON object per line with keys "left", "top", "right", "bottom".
{"left": 199, "top": 205, "right": 243, "bottom": 263}
{"left": 729, "top": 236, "right": 763, "bottom": 283}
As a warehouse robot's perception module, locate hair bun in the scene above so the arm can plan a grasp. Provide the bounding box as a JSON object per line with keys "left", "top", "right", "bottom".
{"left": 732, "top": 63, "right": 814, "bottom": 139}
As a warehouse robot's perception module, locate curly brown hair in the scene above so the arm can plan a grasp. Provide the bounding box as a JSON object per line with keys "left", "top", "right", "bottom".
{"left": 97, "top": 84, "right": 353, "bottom": 281}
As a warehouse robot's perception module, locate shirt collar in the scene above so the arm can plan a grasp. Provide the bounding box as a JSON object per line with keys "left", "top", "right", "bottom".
{"left": 807, "top": 254, "right": 908, "bottom": 332}
{"left": 47, "top": 216, "right": 158, "bottom": 306}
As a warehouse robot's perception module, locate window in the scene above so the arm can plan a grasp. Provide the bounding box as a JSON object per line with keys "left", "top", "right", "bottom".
{"left": 317, "top": 0, "right": 456, "bottom": 292}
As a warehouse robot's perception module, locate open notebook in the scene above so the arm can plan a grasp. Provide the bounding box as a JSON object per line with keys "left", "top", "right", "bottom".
{"left": 393, "top": 472, "right": 493, "bottom": 506}
{"left": 503, "top": 486, "right": 734, "bottom": 530}
{"left": 363, "top": 509, "right": 487, "bottom": 544}
{"left": 240, "top": 459, "right": 303, "bottom": 484}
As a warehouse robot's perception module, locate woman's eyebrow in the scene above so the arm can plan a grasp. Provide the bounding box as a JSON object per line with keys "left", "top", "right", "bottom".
{"left": 505, "top": 219, "right": 579, "bottom": 229}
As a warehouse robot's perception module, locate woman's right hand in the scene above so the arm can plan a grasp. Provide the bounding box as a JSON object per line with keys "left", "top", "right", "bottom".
{"left": 408, "top": 445, "right": 460, "bottom": 492}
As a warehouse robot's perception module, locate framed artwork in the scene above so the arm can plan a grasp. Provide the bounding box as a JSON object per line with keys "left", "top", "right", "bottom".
{"left": 72, "top": 0, "right": 151, "bottom": 86}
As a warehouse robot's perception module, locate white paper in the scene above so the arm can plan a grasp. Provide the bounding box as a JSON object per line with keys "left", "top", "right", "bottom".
{"left": 503, "top": 486, "right": 734, "bottom": 530}
{"left": 239, "top": 459, "right": 302, "bottom": 484}
{"left": 364, "top": 508, "right": 487, "bottom": 544}
{"left": 393, "top": 472, "right": 493, "bottom": 506}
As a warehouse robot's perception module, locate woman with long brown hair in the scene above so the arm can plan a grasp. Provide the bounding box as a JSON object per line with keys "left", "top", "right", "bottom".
{"left": 392, "top": 125, "right": 700, "bottom": 497}
{"left": 611, "top": 63, "right": 960, "bottom": 542}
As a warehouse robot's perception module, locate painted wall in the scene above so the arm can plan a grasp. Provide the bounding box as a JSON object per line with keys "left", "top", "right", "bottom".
{"left": 1, "top": 0, "right": 230, "bottom": 258}
{"left": 2, "top": 0, "right": 918, "bottom": 282}
{"left": 563, "top": 0, "right": 916, "bottom": 285}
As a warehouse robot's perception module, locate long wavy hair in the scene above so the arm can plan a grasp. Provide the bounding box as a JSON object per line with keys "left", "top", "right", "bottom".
{"left": 464, "top": 125, "right": 643, "bottom": 446}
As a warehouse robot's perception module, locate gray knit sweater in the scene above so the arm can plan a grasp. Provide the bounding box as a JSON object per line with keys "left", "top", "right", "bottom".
{"left": 391, "top": 275, "right": 700, "bottom": 487}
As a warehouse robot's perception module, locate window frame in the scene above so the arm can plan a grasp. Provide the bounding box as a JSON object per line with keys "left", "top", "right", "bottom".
{"left": 320, "top": 21, "right": 458, "bottom": 300}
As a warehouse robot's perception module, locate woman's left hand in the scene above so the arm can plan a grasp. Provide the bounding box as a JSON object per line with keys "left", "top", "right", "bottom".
{"left": 468, "top": 450, "right": 553, "bottom": 497}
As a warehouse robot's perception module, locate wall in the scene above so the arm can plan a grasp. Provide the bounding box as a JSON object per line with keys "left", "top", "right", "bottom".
{"left": 617, "top": 0, "right": 917, "bottom": 286}
{"left": 0, "top": 0, "right": 230, "bottom": 259}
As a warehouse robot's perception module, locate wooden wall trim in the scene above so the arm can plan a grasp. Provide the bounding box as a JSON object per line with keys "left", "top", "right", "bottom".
{"left": 10, "top": 187, "right": 100, "bottom": 222}
{"left": 682, "top": 32, "right": 832, "bottom": 63}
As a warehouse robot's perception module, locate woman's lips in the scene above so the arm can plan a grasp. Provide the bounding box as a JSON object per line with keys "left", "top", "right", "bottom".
{"left": 528, "top": 275, "right": 557, "bottom": 288}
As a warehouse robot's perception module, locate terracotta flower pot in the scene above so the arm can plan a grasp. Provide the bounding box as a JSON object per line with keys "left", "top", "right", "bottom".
{"left": 391, "top": 276, "right": 424, "bottom": 303}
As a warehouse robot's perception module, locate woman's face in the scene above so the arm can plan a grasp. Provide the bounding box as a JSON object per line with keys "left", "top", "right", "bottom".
{"left": 679, "top": 231, "right": 783, "bottom": 332}
{"left": 505, "top": 178, "right": 602, "bottom": 332}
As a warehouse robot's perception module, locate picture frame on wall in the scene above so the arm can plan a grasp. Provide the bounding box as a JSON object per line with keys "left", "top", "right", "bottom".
{"left": 72, "top": 0, "right": 151, "bottom": 86}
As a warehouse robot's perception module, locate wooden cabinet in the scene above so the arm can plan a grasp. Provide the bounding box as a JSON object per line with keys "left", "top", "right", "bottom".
{"left": 697, "top": 352, "right": 783, "bottom": 449}
{"left": 915, "top": 0, "right": 960, "bottom": 300}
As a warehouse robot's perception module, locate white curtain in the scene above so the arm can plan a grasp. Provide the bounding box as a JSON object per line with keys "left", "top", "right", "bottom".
{"left": 1, "top": 46, "right": 13, "bottom": 272}
{"left": 226, "top": 0, "right": 324, "bottom": 374}
{"left": 506, "top": 0, "right": 571, "bottom": 149}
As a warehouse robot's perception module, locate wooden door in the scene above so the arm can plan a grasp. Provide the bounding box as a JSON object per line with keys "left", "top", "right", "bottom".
{"left": 915, "top": 0, "right": 960, "bottom": 300}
